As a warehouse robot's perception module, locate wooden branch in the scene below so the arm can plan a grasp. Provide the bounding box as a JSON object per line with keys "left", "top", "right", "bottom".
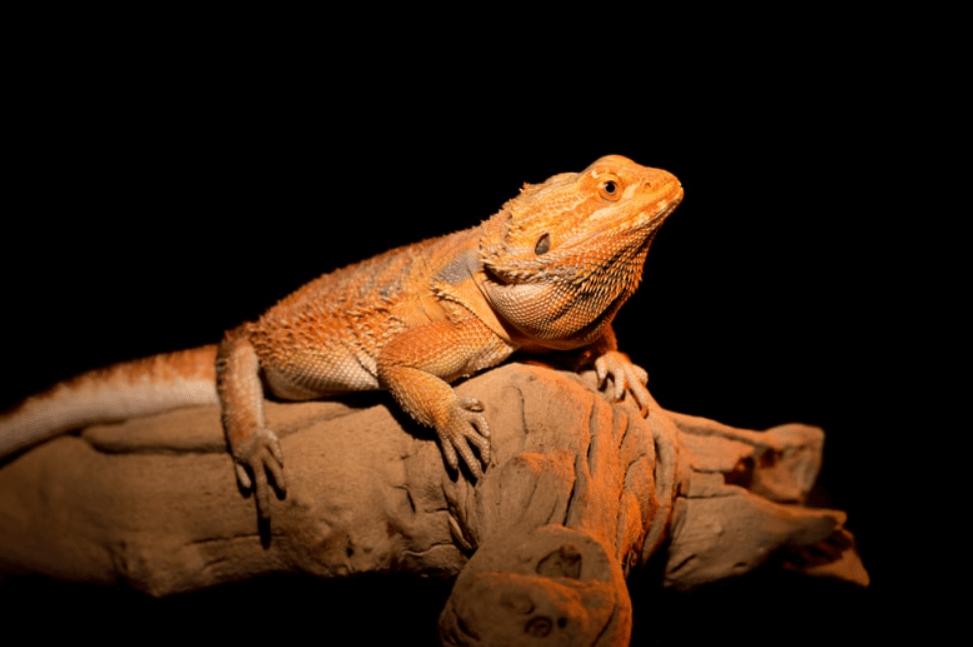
{"left": 0, "top": 364, "right": 866, "bottom": 646}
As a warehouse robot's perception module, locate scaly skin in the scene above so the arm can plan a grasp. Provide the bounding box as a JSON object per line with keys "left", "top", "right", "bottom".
{"left": 1, "top": 155, "right": 683, "bottom": 523}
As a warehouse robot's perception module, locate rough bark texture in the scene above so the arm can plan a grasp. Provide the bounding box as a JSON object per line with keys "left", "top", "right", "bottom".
{"left": 0, "top": 363, "right": 867, "bottom": 646}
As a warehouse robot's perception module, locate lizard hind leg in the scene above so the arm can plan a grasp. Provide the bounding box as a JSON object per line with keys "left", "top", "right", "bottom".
{"left": 216, "top": 326, "right": 286, "bottom": 520}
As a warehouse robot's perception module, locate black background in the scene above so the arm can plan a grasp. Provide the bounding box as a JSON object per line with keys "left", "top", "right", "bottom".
{"left": 0, "top": 21, "right": 916, "bottom": 645}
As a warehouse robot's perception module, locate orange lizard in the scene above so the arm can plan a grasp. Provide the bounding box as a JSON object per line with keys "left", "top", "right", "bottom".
{"left": 0, "top": 155, "right": 683, "bottom": 521}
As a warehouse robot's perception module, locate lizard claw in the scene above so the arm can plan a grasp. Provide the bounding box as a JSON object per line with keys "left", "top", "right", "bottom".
{"left": 594, "top": 351, "right": 651, "bottom": 417}
{"left": 437, "top": 397, "right": 490, "bottom": 480}
{"left": 234, "top": 427, "right": 286, "bottom": 521}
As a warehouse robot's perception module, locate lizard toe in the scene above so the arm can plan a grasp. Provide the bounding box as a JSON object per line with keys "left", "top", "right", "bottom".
{"left": 233, "top": 428, "right": 287, "bottom": 519}
{"left": 437, "top": 402, "right": 491, "bottom": 479}
{"left": 595, "top": 352, "right": 652, "bottom": 415}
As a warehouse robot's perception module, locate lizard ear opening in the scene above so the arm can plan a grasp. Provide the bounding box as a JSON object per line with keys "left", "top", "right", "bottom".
{"left": 534, "top": 233, "right": 551, "bottom": 255}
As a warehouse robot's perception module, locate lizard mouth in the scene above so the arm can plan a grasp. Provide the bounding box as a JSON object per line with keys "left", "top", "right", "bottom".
{"left": 638, "top": 193, "right": 682, "bottom": 229}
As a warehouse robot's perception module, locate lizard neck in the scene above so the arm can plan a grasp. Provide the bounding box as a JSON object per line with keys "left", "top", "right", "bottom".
{"left": 474, "top": 228, "right": 653, "bottom": 350}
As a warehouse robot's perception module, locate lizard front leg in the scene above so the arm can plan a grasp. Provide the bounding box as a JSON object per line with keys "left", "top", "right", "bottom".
{"left": 581, "top": 326, "right": 651, "bottom": 416}
{"left": 216, "top": 324, "right": 286, "bottom": 520}
{"left": 377, "top": 318, "right": 508, "bottom": 479}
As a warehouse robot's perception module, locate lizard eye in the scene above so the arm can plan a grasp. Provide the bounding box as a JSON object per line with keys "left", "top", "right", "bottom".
{"left": 598, "top": 175, "right": 623, "bottom": 201}
{"left": 534, "top": 233, "right": 551, "bottom": 255}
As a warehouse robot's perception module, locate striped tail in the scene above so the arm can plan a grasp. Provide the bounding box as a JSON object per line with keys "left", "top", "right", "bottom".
{"left": 0, "top": 345, "right": 220, "bottom": 458}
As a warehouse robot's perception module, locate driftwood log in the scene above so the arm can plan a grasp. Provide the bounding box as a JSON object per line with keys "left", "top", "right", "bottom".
{"left": 0, "top": 363, "right": 867, "bottom": 646}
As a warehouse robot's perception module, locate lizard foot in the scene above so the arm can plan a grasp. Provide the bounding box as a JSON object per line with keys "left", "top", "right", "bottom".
{"left": 437, "top": 397, "right": 491, "bottom": 480}
{"left": 594, "top": 351, "right": 651, "bottom": 417}
{"left": 233, "top": 427, "right": 286, "bottom": 521}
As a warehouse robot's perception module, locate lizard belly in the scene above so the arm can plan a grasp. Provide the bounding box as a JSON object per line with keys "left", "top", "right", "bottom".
{"left": 262, "top": 345, "right": 380, "bottom": 400}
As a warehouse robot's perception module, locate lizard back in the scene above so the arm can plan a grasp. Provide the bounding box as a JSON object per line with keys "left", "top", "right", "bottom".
{"left": 248, "top": 225, "right": 486, "bottom": 399}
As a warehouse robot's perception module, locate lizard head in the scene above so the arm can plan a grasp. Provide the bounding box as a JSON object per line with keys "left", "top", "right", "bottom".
{"left": 478, "top": 155, "right": 683, "bottom": 348}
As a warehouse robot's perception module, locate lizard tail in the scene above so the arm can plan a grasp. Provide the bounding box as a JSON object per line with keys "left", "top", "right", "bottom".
{"left": 0, "top": 345, "right": 220, "bottom": 459}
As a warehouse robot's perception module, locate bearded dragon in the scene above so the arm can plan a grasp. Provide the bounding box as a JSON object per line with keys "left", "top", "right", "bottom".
{"left": 0, "top": 155, "right": 683, "bottom": 521}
